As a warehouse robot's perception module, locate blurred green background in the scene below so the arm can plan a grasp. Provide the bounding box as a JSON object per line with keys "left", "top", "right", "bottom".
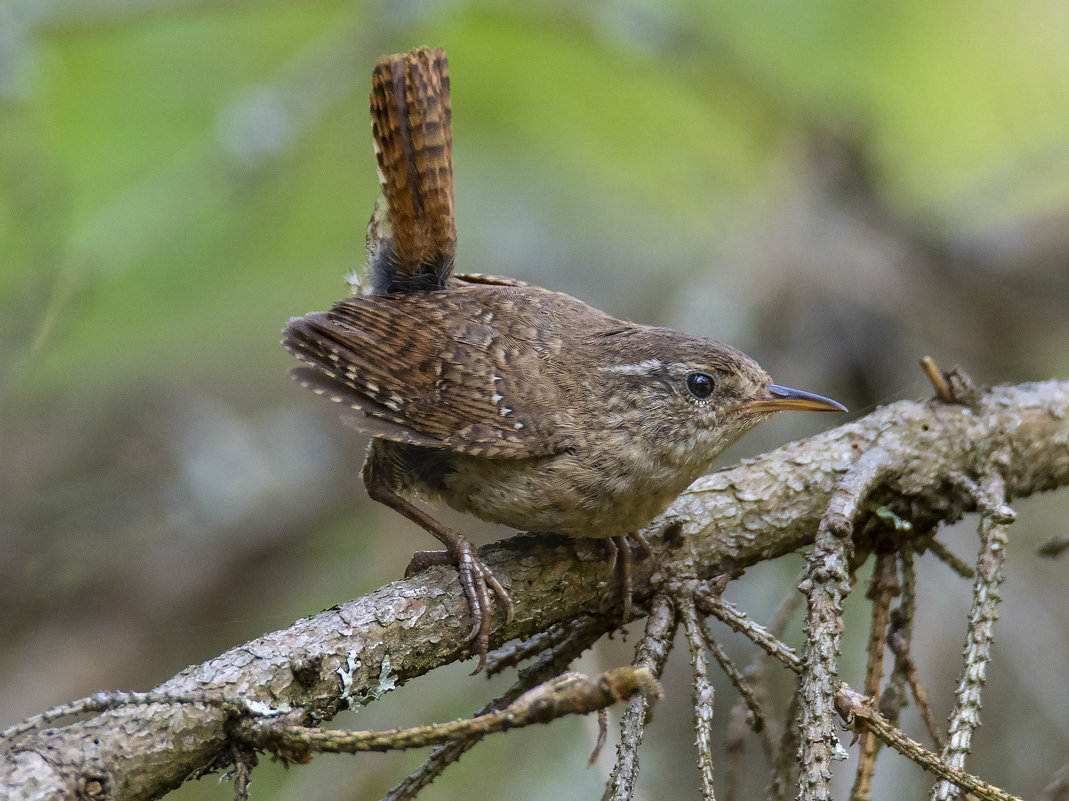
{"left": 2, "top": 1, "right": 1068, "bottom": 799}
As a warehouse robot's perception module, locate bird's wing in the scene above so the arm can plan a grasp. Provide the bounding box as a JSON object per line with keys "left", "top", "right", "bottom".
{"left": 283, "top": 289, "right": 572, "bottom": 458}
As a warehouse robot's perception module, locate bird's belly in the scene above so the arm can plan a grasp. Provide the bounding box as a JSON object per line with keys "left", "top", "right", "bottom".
{"left": 433, "top": 450, "right": 696, "bottom": 538}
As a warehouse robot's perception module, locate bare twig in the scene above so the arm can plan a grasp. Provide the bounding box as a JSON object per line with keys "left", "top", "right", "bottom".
{"left": 699, "top": 585, "right": 1025, "bottom": 801}
{"left": 1035, "top": 534, "right": 1069, "bottom": 558}
{"left": 229, "top": 741, "right": 256, "bottom": 801}
{"left": 925, "top": 538, "right": 976, "bottom": 579}
{"left": 1, "top": 690, "right": 243, "bottom": 744}
{"left": 680, "top": 597, "right": 717, "bottom": 800}
{"left": 881, "top": 548, "right": 914, "bottom": 725}
{"left": 893, "top": 636, "right": 944, "bottom": 751}
{"left": 883, "top": 548, "right": 943, "bottom": 750}
{"left": 696, "top": 593, "right": 802, "bottom": 675}
{"left": 695, "top": 591, "right": 804, "bottom": 801}
{"left": 699, "top": 615, "right": 766, "bottom": 736}
{"left": 1038, "top": 763, "right": 1069, "bottom": 801}
{"left": 235, "top": 668, "right": 661, "bottom": 755}
{"left": 948, "top": 471, "right": 1016, "bottom": 525}
{"left": 485, "top": 615, "right": 601, "bottom": 676}
{"left": 931, "top": 468, "right": 1012, "bottom": 801}
{"left": 607, "top": 594, "right": 677, "bottom": 801}
{"left": 722, "top": 699, "right": 747, "bottom": 801}
{"left": 837, "top": 687, "right": 1022, "bottom": 801}
{"left": 920, "top": 357, "right": 955, "bottom": 404}
{"left": 384, "top": 614, "right": 614, "bottom": 801}
{"left": 588, "top": 708, "right": 610, "bottom": 767}
{"left": 798, "top": 447, "right": 891, "bottom": 801}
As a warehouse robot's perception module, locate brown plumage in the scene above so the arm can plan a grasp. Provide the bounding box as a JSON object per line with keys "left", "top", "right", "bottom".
{"left": 283, "top": 47, "right": 846, "bottom": 671}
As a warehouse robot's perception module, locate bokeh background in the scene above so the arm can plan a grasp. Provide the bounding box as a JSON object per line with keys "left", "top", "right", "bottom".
{"left": 2, "top": 2, "right": 1068, "bottom": 799}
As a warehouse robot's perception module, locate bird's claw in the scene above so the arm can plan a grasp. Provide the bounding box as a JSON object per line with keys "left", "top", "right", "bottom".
{"left": 407, "top": 543, "right": 513, "bottom": 673}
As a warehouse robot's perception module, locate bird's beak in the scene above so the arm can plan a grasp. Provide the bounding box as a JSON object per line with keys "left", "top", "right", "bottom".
{"left": 744, "top": 384, "right": 848, "bottom": 413}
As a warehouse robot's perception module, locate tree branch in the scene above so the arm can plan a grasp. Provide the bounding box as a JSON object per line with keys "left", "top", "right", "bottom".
{"left": 232, "top": 667, "right": 661, "bottom": 755}
{"left": 2, "top": 380, "right": 1067, "bottom": 800}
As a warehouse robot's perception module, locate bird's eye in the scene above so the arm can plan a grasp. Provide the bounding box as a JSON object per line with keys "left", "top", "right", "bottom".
{"left": 685, "top": 372, "right": 716, "bottom": 399}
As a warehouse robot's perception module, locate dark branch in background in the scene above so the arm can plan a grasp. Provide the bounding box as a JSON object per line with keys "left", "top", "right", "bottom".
{"left": 851, "top": 549, "right": 899, "bottom": 799}
{"left": 722, "top": 585, "right": 801, "bottom": 801}
{"left": 882, "top": 548, "right": 945, "bottom": 751}
{"left": 1, "top": 379, "right": 1067, "bottom": 800}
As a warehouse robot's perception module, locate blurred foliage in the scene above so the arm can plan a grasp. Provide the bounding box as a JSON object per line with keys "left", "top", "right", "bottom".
{"left": 1, "top": 1, "right": 1068, "bottom": 800}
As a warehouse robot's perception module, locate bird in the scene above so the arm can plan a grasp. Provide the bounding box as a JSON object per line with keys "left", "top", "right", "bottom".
{"left": 283, "top": 46, "right": 847, "bottom": 671}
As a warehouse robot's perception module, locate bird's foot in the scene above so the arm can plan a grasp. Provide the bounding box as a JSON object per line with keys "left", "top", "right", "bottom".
{"left": 406, "top": 542, "right": 514, "bottom": 673}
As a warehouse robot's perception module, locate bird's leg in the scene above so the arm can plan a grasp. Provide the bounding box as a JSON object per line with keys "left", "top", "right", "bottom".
{"left": 601, "top": 536, "right": 619, "bottom": 571}
{"left": 603, "top": 535, "right": 634, "bottom": 622}
{"left": 362, "top": 468, "right": 513, "bottom": 673}
{"left": 598, "top": 532, "right": 655, "bottom": 620}
{"left": 631, "top": 530, "right": 653, "bottom": 558}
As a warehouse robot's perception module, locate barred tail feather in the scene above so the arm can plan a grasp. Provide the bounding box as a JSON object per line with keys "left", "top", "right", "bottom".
{"left": 367, "top": 46, "right": 456, "bottom": 294}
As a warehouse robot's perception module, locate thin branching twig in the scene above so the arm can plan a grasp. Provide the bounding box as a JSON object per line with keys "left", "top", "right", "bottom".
{"left": 798, "top": 447, "right": 891, "bottom": 800}
{"left": 235, "top": 668, "right": 662, "bottom": 755}
{"left": 884, "top": 554, "right": 944, "bottom": 754}
{"left": 882, "top": 547, "right": 943, "bottom": 750}
{"left": 925, "top": 539, "right": 976, "bottom": 579}
{"left": 699, "top": 615, "right": 766, "bottom": 737}
{"left": 607, "top": 593, "right": 677, "bottom": 801}
{"left": 485, "top": 616, "right": 599, "bottom": 677}
{"left": 931, "top": 467, "right": 1013, "bottom": 801}
{"left": 881, "top": 548, "right": 913, "bottom": 728}
{"left": 837, "top": 688, "right": 1022, "bottom": 801}
{"left": 681, "top": 596, "right": 717, "bottom": 800}
{"left": 383, "top": 614, "right": 614, "bottom": 801}
{"left": 1, "top": 690, "right": 246, "bottom": 744}
{"left": 696, "top": 593, "right": 803, "bottom": 675}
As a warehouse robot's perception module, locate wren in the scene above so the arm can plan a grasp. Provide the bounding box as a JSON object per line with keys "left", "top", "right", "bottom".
{"left": 283, "top": 47, "right": 846, "bottom": 671}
